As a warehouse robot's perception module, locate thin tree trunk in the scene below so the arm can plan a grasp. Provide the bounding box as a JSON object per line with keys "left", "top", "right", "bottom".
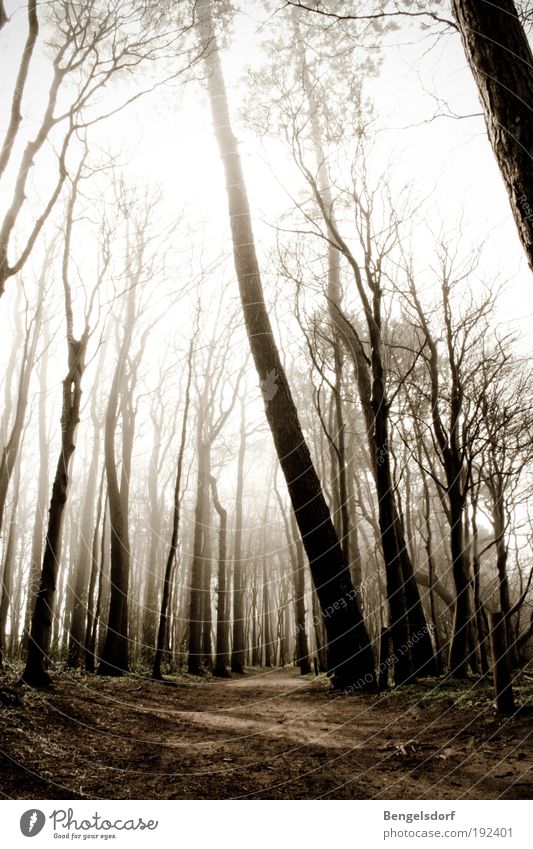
{"left": 87, "top": 494, "right": 107, "bottom": 673}
{"left": 187, "top": 414, "right": 209, "bottom": 675}
{"left": 262, "top": 555, "right": 272, "bottom": 667}
{"left": 231, "top": 395, "right": 246, "bottom": 673}
{"left": 21, "top": 170, "right": 88, "bottom": 687}
{"left": 84, "top": 471, "right": 105, "bottom": 672}
{"left": 23, "top": 328, "right": 50, "bottom": 647}
{"left": 142, "top": 422, "right": 162, "bottom": 656}
{"left": 67, "top": 399, "right": 100, "bottom": 667}
{"left": 199, "top": 0, "right": 375, "bottom": 689}
{"left": 211, "top": 475, "right": 230, "bottom": 677}
{"left": 152, "top": 337, "right": 194, "bottom": 679}
{"left": 422, "top": 474, "right": 442, "bottom": 673}
{"left": 21, "top": 334, "right": 87, "bottom": 686}
{"left": 0, "top": 454, "right": 22, "bottom": 666}
{"left": 471, "top": 489, "right": 489, "bottom": 674}
{"left": 98, "top": 353, "right": 130, "bottom": 676}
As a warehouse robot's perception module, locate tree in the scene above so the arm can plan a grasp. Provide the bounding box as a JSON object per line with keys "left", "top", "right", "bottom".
{"left": 21, "top": 156, "right": 104, "bottom": 686}
{"left": 98, "top": 189, "right": 156, "bottom": 677}
{"left": 187, "top": 323, "right": 242, "bottom": 675}
{"left": 197, "top": 0, "right": 376, "bottom": 690}
{"left": 152, "top": 332, "right": 195, "bottom": 680}
{"left": 286, "top": 0, "right": 533, "bottom": 273}
{"left": 451, "top": 0, "right": 533, "bottom": 272}
{"left": 405, "top": 243, "right": 497, "bottom": 677}
{"left": 210, "top": 474, "right": 230, "bottom": 676}
{"left": 66, "top": 303, "right": 108, "bottom": 669}
{"left": 0, "top": 270, "right": 46, "bottom": 540}
{"left": 231, "top": 394, "right": 247, "bottom": 674}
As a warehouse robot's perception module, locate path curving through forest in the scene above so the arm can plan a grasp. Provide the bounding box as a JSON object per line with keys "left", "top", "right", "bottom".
{"left": 0, "top": 667, "right": 531, "bottom": 799}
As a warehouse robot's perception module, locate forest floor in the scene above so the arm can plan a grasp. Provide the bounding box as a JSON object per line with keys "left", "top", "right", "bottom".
{"left": 0, "top": 666, "right": 532, "bottom": 800}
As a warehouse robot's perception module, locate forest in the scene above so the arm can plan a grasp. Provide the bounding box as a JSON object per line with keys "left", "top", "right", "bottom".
{"left": 0, "top": 0, "right": 532, "bottom": 801}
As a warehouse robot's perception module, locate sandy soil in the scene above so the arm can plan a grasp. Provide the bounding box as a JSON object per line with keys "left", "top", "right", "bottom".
{"left": 0, "top": 667, "right": 531, "bottom": 800}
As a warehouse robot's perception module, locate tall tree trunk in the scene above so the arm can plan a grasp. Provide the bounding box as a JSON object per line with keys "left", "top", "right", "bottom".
{"left": 21, "top": 334, "right": 87, "bottom": 686}
{"left": 67, "top": 400, "right": 100, "bottom": 667}
{"left": 0, "top": 454, "right": 22, "bottom": 666}
{"left": 0, "top": 285, "right": 43, "bottom": 538}
{"left": 84, "top": 471, "right": 105, "bottom": 673}
{"left": 422, "top": 473, "right": 442, "bottom": 673}
{"left": 448, "top": 480, "right": 474, "bottom": 678}
{"left": 86, "top": 492, "right": 107, "bottom": 673}
{"left": 153, "top": 337, "right": 194, "bottom": 679}
{"left": 211, "top": 475, "right": 230, "bottom": 677}
{"left": 199, "top": 0, "right": 375, "bottom": 689}
{"left": 452, "top": 0, "right": 533, "bottom": 272}
{"left": 290, "top": 509, "right": 311, "bottom": 674}
{"left": 296, "top": 31, "right": 433, "bottom": 681}
{"left": 187, "top": 415, "right": 209, "bottom": 675}
{"left": 231, "top": 395, "right": 246, "bottom": 673}
{"left": 23, "top": 329, "right": 49, "bottom": 647}
{"left": 262, "top": 554, "right": 272, "bottom": 667}
{"left": 21, "top": 170, "right": 87, "bottom": 686}
{"left": 471, "top": 488, "right": 489, "bottom": 674}
{"left": 142, "top": 420, "right": 163, "bottom": 656}
{"left": 201, "top": 476, "right": 213, "bottom": 670}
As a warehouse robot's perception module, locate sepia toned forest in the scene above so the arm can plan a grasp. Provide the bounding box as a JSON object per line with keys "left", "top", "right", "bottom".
{"left": 0, "top": 0, "right": 532, "bottom": 801}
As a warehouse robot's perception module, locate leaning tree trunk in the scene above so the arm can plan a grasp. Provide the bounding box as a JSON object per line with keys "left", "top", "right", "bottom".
{"left": 452, "top": 0, "right": 533, "bottom": 272}
{"left": 21, "top": 334, "right": 87, "bottom": 686}
{"left": 199, "top": 0, "right": 375, "bottom": 689}
{"left": 152, "top": 337, "right": 193, "bottom": 680}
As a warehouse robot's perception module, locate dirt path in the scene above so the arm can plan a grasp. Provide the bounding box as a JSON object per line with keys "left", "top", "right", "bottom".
{"left": 0, "top": 667, "right": 531, "bottom": 799}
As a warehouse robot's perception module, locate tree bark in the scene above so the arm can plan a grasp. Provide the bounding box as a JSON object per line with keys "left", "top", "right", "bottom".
{"left": 452, "top": 0, "right": 533, "bottom": 272}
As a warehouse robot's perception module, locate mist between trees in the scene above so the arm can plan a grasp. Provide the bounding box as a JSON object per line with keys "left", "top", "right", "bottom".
{"left": 0, "top": 0, "right": 531, "bottom": 714}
